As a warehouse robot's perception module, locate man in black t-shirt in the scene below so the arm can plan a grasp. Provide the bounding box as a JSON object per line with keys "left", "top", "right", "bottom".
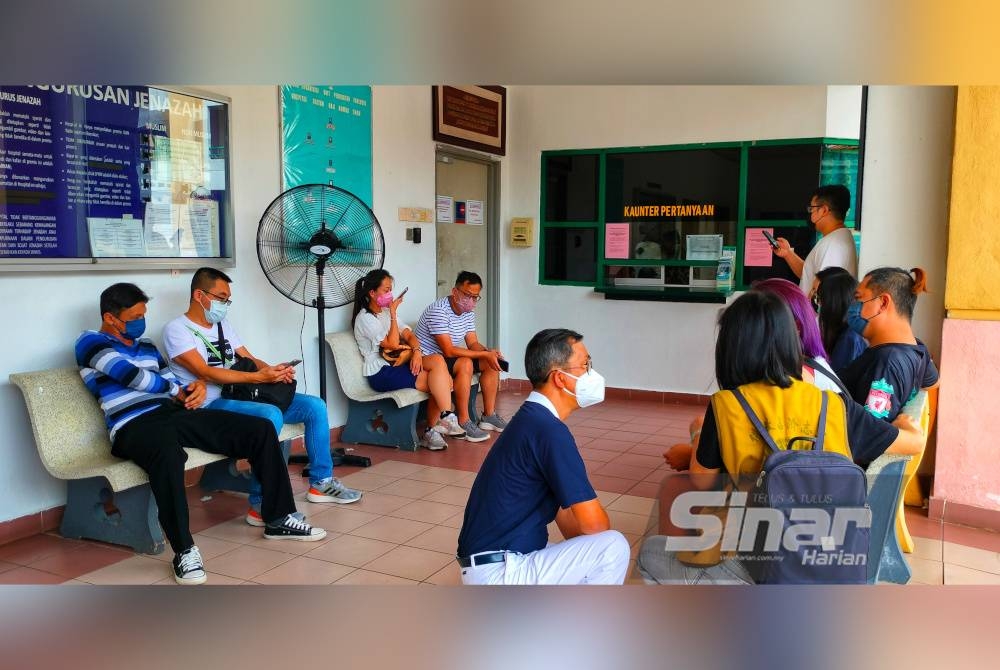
{"left": 840, "top": 267, "right": 939, "bottom": 422}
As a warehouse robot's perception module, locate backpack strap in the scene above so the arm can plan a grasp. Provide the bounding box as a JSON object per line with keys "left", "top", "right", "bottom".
{"left": 732, "top": 387, "right": 828, "bottom": 453}
{"left": 805, "top": 356, "right": 851, "bottom": 397}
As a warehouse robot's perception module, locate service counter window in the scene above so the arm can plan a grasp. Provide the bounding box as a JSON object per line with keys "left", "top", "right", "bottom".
{"left": 539, "top": 138, "right": 860, "bottom": 297}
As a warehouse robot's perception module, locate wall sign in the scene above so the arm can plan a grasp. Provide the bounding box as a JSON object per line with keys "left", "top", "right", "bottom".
{"left": 0, "top": 85, "right": 232, "bottom": 261}
{"left": 432, "top": 85, "right": 506, "bottom": 156}
{"left": 280, "top": 85, "right": 372, "bottom": 206}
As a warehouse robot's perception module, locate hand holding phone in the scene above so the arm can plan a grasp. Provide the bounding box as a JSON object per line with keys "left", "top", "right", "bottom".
{"left": 398, "top": 287, "right": 409, "bottom": 299}
{"left": 499, "top": 359, "right": 510, "bottom": 372}
{"left": 283, "top": 359, "right": 303, "bottom": 367}
{"left": 761, "top": 229, "right": 779, "bottom": 250}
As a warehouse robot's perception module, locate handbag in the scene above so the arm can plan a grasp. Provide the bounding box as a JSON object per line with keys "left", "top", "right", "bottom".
{"left": 380, "top": 344, "right": 413, "bottom": 367}
{"left": 213, "top": 323, "right": 297, "bottom": 412}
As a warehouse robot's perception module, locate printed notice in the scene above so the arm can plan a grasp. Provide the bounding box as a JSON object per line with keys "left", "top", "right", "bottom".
{"left": 87, "top": 218, "right": 146, "bottom": 257}
{"left": 180, "top": 199, "right": 220, "bottom": 257}
{"left": 467, "top": 199, "right": 484, "bottom": 225}
{"left": 744, "top": 228, "right": 775, "bottom": 267}
{"left": 605, "top": 223, "right": 631, "bottom": 259}
{"left": 143, "top": 203, "right": 179, "bottom": 256}
{"left": 436, "top": 195, "right": 453, "bottom": 223}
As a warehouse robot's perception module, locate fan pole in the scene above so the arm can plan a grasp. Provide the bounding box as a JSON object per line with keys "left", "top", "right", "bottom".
{"left": 315, "top": 261, "right": 328, "bottom": 402}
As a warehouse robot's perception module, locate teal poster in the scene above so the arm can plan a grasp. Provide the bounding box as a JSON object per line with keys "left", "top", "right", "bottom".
{"left": 280, "top": 85, "right": 372, "bottom": 206}
{"left": 819, "top": 144, "right": 859, "bottom": 225}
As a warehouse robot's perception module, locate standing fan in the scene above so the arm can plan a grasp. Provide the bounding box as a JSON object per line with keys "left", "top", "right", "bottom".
{"left": 257, "top": 183, "right": 384, "bottom": 469}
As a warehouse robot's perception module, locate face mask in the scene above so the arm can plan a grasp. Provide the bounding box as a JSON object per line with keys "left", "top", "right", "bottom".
{"left": 120, "top": 316, "right": 146, "bottom": 340}
{"left": 376, "top": 291, "right": 394, "bottom": 308}
{"left": 457, "top": 296, "right": 477, "bottom": 313}
{"left": 560, "top": 368, "right": 606, "bottom": 408}
{"left": 203, "top": 299, "right": 229, "bottom": 325}
{"left": 846, "top": 300, "right": 873, "bottom": 336}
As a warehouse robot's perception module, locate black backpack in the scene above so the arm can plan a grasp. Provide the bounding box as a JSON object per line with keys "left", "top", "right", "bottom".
{"left": 732, "top": 388, "right": 870, "bottom": 584}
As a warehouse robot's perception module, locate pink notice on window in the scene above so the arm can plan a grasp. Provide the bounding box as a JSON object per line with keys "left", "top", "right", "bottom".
{"left": 744, "top": 228, "right": 776, "bottom": 267}
{"left": 605, "top": 223, "right": 631, "bottom": 259}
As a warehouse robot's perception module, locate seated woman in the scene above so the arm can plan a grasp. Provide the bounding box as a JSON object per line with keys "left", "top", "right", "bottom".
{"left": 637, "top": 290, "right": 924, "bottom": 584}
{"left": 813, "top": 266, "right": 867, "bottom": 376}
{"left": 662, "top": 277, "right": 841, "bottom": 473}
{"left": 352, "top": 269, "right": 465, "bottom": 450}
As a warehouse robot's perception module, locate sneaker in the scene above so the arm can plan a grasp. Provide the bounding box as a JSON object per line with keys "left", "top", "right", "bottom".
{"left": 306, "top": 477, "right": 363, "bottom": 504}
{"left": 420, "top": 428, "right": 448, "bottom": 451}
{"left": 264, "top": 514, "right": 327, "bottom": 541}
{"left": 456, "top": 420, "right": 490, "bottom": 443}
{"left": 173, "top": 545, "right": 207, "bottom": 585}
{"left": 433, "top": 411, "right": 466, "bottom": 437}
{"left": 479, "top": 413, "right": 508, "bottom": 432}
{"left": 245, "top": 507, "right": 265, "bottom": 527}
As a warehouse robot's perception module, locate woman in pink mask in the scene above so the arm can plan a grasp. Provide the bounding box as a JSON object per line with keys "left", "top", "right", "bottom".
{"left": 352, "top": 269, "right": 465, "bottom": 450}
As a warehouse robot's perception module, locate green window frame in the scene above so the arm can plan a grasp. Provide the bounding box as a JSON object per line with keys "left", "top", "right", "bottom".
{"left": 538, "top": 137, "right": 860, "bottom": 294}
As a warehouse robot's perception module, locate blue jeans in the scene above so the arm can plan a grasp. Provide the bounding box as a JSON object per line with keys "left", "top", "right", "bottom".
{"left": 207, "top": 393, "right": 333, "bottom": 507}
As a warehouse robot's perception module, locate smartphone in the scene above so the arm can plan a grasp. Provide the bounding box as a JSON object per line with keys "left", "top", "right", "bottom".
{"left": 499, "top": 359, "right": 510, "bottom": 372}
{"left": 398, "top": 286, "right": 409, "bottom": 299}
{"left": 284, "top": 359, "right": 303, "bottom": 367}
{"left": 761, "top": 229, "right": 779, "bottom": 249}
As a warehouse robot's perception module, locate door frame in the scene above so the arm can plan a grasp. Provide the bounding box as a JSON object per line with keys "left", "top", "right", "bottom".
{"left": 435, "top": 144, "right": 502, "bottom": 349}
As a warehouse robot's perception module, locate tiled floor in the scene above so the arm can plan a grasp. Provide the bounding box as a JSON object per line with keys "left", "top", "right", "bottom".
{"left": 0, "top": 389, "right": 998, "bottom": 585}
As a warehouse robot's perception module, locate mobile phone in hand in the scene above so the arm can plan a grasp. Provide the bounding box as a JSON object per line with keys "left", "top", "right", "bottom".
{"left": 499, "top": 359, "right": 510, "bottom": 372}
{"left": 761, "top": 229, "right": 779, "bottom": 249}
{"left": 284, "top": 359, "right": 303, "bottom": 367}
{"left": 397, "top": 287, "right": 409, "bottom": 299}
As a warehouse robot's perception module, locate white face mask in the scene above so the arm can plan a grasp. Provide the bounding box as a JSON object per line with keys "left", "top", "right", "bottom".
{"left": 559, "top": 368, "right": 606, "bottom": 408}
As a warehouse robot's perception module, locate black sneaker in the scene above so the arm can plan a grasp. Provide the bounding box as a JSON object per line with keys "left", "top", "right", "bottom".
{"left": 173, "top": 545, "right": 207, "bottom": 585}
{"left": 264, "top": 514, "right": 328, "bottom": 542}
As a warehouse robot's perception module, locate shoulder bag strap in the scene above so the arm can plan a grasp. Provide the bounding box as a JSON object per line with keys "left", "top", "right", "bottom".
{"left": 805, "top": 356, "right": 851, "bottom": 397}
{"left": 187, "top": 325, "right": 224, "bottom": 363}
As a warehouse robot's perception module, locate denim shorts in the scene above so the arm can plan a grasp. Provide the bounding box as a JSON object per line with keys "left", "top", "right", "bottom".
{"left": 367, "top": 363, "right": 418, "bottom": 392}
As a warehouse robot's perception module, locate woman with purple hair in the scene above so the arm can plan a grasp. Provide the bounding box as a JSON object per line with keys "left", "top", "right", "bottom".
{"left": 752, "top": 278, "right": 843, "bottom": 392}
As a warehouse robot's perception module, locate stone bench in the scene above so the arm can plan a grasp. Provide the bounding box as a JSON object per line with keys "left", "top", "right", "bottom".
{"left": 9, "top": 367, "right": 303, "bottom": 555}
{"left": 325, "top": 331, "right": 479, "bottom": 452}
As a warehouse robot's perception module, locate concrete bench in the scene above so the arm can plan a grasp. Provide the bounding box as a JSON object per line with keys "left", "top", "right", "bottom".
{"left": 9, "top": 367, "right": 303, "bottom": 555}
{"left": 325, "top": 331, "right": 479, "bottom": 452}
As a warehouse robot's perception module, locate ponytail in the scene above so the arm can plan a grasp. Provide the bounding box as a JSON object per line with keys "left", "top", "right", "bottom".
{"left": 910, "top": 267, "right": 929, "bottom": 295}
{"left": 351, "top": 269, "right": 392, "bottom": 325}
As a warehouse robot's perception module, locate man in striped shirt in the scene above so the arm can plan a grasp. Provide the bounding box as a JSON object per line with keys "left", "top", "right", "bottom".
{"left": 75, "top": 283, "right": 326, "bottom": 585}
{"left": 414, "top": 271, "right": 507, "bottom": 442}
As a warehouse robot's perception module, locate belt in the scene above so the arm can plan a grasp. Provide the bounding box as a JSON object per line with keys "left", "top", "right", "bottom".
{"left": 457, "top": 551, "right": 506, "bottom": 568}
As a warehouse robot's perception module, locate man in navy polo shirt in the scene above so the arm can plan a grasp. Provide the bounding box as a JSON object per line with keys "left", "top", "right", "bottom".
{"left": 456, "top": 328, "right": 630, "bottom": 585}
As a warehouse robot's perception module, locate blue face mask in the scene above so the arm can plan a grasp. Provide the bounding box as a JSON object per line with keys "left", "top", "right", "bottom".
{"left": 846, "top": 298, "right": 878, "bottom": 336}
{"left": 121, "top": 317, "right": 146, "bottom": 340}
{"left": 204, "top": 300, "right": 229, "bottom": 325}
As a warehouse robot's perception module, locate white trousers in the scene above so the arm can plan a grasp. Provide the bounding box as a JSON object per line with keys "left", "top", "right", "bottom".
{"left": 459, "top": 530, "right": 630, "bottom": 585}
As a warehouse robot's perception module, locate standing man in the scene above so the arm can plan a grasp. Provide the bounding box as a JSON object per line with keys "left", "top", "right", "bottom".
{"left": 773, "top": 184, "right": 858, "bottom": 293}
{"left": 456, "top": 328, "right": 630, "bottom": 585}
{"left": 163, "top": 268, "right": 361, "bottom": 528}
{"left": 77, "top": 283, "right": 325, "bottom": 585}
{"left": 413, "top": 271, "right": 506, "bottom": 442}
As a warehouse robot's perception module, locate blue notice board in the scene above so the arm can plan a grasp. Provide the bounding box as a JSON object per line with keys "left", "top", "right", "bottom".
{"left": 280, "top": 86, "right": 372, "bottom": 206}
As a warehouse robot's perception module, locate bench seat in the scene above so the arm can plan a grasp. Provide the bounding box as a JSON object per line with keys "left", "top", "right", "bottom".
{"left": 10, "top": 367, "right": 303, "bottom": 554}
{"left": 326, "top": 331, "right": 479, "bottom": 451}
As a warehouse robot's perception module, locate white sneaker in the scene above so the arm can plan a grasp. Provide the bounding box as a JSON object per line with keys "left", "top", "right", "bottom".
{"left": 173, "top": 545, "right": 207, "bottom": 585}
{"left": 420, "top": 429, "right": 448, "bottom": 451}
{"left": 433, "top": 411, "right": 466, "bottom": 437}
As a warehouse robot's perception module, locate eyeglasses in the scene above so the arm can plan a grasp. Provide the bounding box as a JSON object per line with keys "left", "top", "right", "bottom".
{"left": 806, "top": 205, "right": 823, "bottom": 212}
{"left": 201, "top": 289, "right": 232, "bottom": 306}
{"left": 561, "top": 357, "right": 593, "bottom": 374}
{"left": 455, "top": 287, "right": 482, "bottom": 303}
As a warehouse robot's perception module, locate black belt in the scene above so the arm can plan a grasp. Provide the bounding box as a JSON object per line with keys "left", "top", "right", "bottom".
{"left": 457, "top": 551, "right": 506, "bottom": 568}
